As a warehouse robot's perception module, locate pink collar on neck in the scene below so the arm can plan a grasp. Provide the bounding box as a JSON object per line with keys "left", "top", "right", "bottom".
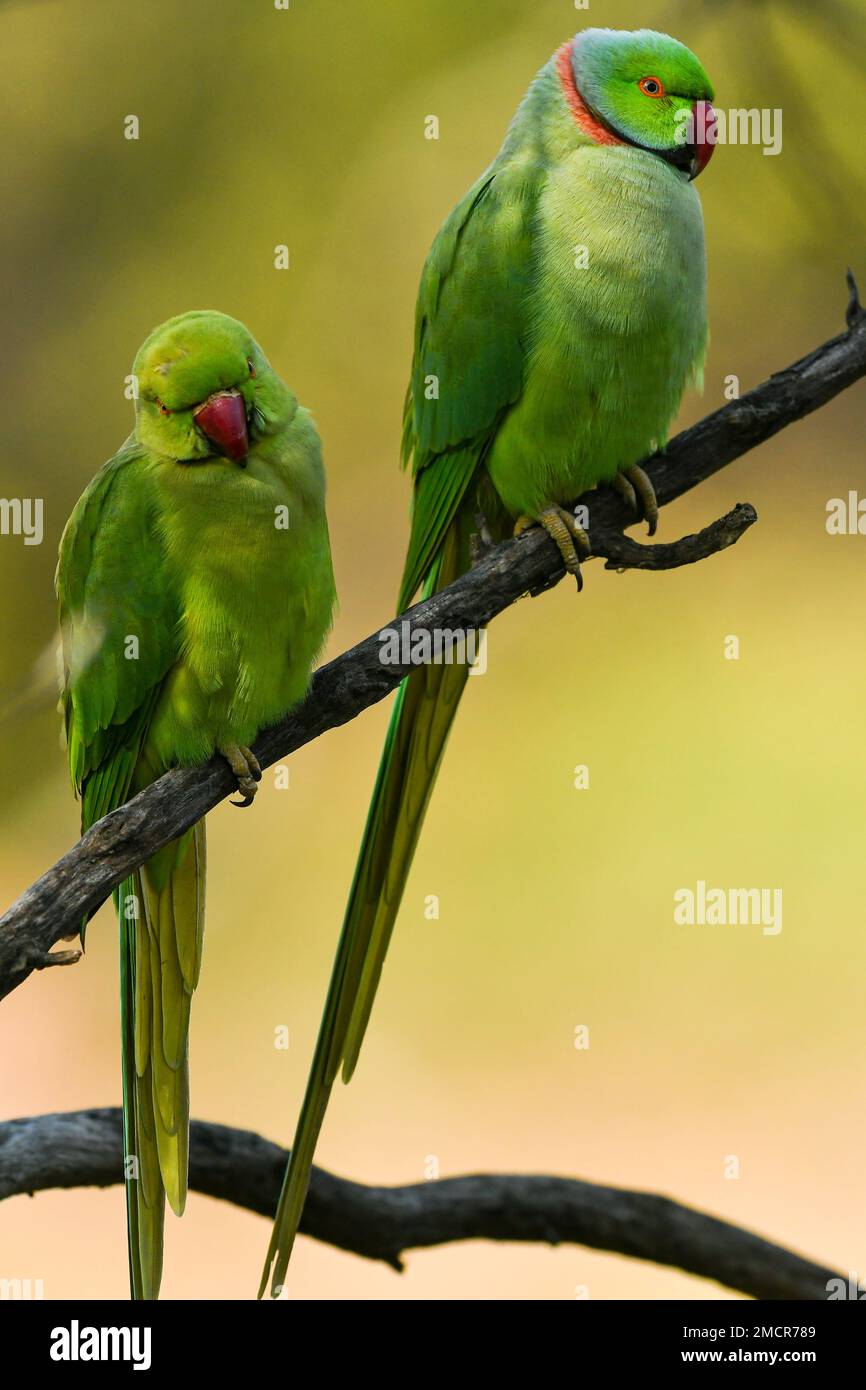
{"left": 555, "top": 42, "right": 624, "bottom": 147}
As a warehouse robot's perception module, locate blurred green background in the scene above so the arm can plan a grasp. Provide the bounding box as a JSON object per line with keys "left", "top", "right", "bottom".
{"left": 1, "top": 0, "right": 865, "bottom": 1300}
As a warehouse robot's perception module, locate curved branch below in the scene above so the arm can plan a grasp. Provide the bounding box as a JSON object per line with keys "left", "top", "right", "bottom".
{"left": 0, "top": 1108, "right": 840, "bottom": 1301}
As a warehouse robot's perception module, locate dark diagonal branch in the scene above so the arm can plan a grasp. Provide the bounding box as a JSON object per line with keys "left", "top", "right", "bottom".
{"left": 0, "top": 1109, "right": 841, "bottom": 1301}
{"left": 1, "top": 277, "right": 864, "bottom": 1001}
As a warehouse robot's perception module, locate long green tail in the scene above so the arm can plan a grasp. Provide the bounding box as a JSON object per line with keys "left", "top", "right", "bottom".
{"left": 117, "top": 822, "right": 205, "bottom": 1299}
{"left": 259, "top": 515, "right": 476, "bottom": 1297}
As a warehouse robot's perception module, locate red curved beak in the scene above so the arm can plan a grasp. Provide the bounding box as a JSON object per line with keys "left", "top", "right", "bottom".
{"left": 690, "top": 100, "right": 717, "bottom": 180}
{"left": 193, "top": 390, "right": 249, "bottom": 461}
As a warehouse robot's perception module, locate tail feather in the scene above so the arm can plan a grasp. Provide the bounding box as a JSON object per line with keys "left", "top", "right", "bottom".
{"left": 118, "top": 821, "right": 205, "bottom": 1297}
{"left": 260, "top": 514, "right": 474, "bottom": 1297}
{"left": 172, "top": 826, "right": 206, "bottom": 991}
{"left": 342, "top": 656, "right": 468, "bottom": 1081}
{"left": 119, "top": 872, "right": 164, "bottom": 1302}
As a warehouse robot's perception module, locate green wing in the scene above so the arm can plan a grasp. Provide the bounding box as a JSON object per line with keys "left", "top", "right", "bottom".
{"left": 260, "top": 157, "right": 542, "bottom": 1297}
{"left": 58, "top": 442, "right": 178, "bottom": 808}
{"left": 398, "top": 165, "right": 534, "bottom": 606}
{"left": 57, "top": 444, "right": 185, "bottom": 1299}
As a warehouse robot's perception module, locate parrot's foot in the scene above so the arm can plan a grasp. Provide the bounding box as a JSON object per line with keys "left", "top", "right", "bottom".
{"left": 615, "top": 465, "right": 659, "bottom": 536}
{"left": 220, "top": 743, "right": 263, "bottom": 808}
{"left": 612, "top": 471, "right": 638, "bottom": 514}
{"left": 514, "top": 506, "right": 591, "bottom": 591}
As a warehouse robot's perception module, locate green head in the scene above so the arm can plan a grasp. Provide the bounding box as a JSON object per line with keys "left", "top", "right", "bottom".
{"left": 132, "top": 310, "right": 294, "bottom": 465}
{"left": 565, "top": 28, "right": 716, "bottom": 179}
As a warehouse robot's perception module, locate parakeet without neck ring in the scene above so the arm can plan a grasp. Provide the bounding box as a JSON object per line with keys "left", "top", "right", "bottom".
{"left": 261, "top": 26, "right": 715, "bottom": 1297}
{"left": 56, "top": 310, "right": 336, "bottom": 1298}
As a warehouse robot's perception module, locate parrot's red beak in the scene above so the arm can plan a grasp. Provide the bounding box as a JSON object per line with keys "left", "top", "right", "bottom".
{"left": 193, "top": 390, "right": 249, "bottom": 462}
{"left": 689, "top": 100, "right": 717, "bottom": 180}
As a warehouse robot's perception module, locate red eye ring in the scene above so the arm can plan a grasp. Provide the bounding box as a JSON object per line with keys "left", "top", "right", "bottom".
{"left": 156, "top": 399, "right": 171, "bottom": 417}
{"left": 639, "top": 76, "right": 665, "bottom": 98}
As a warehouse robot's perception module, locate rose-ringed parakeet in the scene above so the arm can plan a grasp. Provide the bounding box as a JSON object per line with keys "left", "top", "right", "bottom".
{"left": 56, "top": 310, "right": 336, "bottom": 1299}
{"left": 261, "top": 27, "right": 715, "bottom": 1295}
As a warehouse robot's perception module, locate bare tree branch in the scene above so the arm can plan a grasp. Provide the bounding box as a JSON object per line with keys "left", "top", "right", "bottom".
{"left": 600, "top": 501, "right": 757, "bottom": 571}
{"left": 0, "top": 277, "right": 864, "bottom": 1002}
{"left": 0, "top": 1108, "right": 840, "bottom": 1300}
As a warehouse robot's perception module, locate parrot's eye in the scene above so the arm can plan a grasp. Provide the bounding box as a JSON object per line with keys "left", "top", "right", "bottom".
{"left": 638, "top": 76, "right": 665, "bottom": 98}
{"left": 156, "top": 399, "right": 172, "bottom": 417}
{"left": 247, "top": 358, "right": 257, "bottom": 378}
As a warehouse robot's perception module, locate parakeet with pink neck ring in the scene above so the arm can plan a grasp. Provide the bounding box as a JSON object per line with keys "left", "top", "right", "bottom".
{"left": 261, "top": 26, "right": 716, "bottom": 1297}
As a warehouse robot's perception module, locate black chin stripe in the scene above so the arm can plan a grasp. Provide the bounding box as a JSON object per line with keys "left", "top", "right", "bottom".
{"left": 582, "top": 98, "right": 692, "bottom": 171}
{"left": 646, "top": 142, "right": 693, "bottom": 171}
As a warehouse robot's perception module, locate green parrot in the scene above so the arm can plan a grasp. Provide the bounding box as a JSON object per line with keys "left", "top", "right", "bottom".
{"left": 260, "top": 26, "right": 715, "bottom": 1295}
{"left": 56, "top": 310, "right": 335, "bottom": 1299}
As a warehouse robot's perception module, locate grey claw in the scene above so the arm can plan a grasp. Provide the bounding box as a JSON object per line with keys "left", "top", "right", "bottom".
{"left": 230, "top": 776, "right": 258, "bottom": 807}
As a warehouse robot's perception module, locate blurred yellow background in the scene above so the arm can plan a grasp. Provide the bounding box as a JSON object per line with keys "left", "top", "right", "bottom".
{"left": 1, "top": 0, "right": 864, "bottom": 1300}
